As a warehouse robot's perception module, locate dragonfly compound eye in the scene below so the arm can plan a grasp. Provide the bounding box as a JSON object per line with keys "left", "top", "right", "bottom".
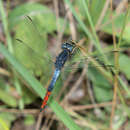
{"left": 61, "top": 42, "right": 75, "bottom": 53}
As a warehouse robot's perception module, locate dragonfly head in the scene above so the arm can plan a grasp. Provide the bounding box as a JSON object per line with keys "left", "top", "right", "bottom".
{"left": 62, "top": 41, "right": 76, "bottom": 53}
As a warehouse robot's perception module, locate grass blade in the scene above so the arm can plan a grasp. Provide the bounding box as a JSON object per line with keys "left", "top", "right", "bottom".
{"left": 0, "top": 0, "right": 13, "bottom": 53}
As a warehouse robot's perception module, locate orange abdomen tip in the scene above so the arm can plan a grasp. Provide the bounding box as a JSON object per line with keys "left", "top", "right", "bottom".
{"left": 40, "top": 91, "right": 51, "bottom": 112}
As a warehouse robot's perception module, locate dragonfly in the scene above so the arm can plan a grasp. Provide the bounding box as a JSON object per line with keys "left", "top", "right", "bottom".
{"left": 14, "top": 16, "right": 116, "bottom": 112}
{"left": 40, "top": 41, "right": 77, "bottom": 111}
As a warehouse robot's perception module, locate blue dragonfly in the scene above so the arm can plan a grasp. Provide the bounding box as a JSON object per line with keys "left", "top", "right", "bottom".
{"left": 14, "top": 16, "right": 116, "bottom": 112}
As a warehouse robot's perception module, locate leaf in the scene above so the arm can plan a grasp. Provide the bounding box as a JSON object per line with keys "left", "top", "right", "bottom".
{"left": 22, "top": 85, "right": 37, "bottom": 105}
{"left": 102, "top": 12, "right": 130, "bottom": 42}
{"left": 24, "top": 115, "right": 35, "bottom": 125}
{"left": 0, "top": 88, "right": 17, "bottom": 107}
{"left": 87, "top": 67, "right": 113, "bottom": 102}
{"left": 0, "top": 113, "right": 16, "bottom": 130}
{"left": 73, "top": 0, "right": 106, "bottom": 26}
{"left": 93, "top": 84, "right": 113, "bottom": 102}
{"left": 8, "top": 2, "right": 69, "bottom": 33}
{"left": 119, "top": 54, "right": 130, "bottom": 79}
{"left": 89, "top": 0, "right": 106, "bottom": 25}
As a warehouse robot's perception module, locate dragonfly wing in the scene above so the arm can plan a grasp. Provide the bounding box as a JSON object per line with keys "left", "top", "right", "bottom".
{"left": 13, "top": 16, "right": 54, "bottom": 77}
{"left": 63, "top": 50, "right": 116, "bottom": 72}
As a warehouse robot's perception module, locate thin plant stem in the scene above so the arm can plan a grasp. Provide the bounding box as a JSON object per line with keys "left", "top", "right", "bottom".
{"left": 109, "top": 0, "right": 118, "bottom": 128}
{"left": 110, "top": 1, "right": 130, "bottom": 129}
{"left": 0, "top": 0, "right": 13, "bottom": 53}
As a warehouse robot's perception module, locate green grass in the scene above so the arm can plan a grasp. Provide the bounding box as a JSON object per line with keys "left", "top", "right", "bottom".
{"left": 0, "top": 0, "right": 130, "bottom": 129}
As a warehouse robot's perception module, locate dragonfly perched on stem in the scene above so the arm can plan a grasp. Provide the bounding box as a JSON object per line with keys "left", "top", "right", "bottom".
{"left": 14, "top": 16, "right": 117, "bottom": 112}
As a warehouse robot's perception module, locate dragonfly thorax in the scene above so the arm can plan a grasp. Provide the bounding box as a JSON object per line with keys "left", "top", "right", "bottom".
{"left": 61, "top": 42, "right": 76, "bottom": 53}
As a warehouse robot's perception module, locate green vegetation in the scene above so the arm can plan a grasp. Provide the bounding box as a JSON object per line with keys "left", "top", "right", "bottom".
{"left": 0, "top": 0, "right": 130, "bottom": 129}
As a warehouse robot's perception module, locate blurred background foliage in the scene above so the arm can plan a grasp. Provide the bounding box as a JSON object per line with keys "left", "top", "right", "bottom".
{"left": 0, "top": 0, "right": 130, "bottom": 130}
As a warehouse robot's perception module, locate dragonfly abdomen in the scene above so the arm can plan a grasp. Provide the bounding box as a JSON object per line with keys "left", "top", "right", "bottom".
{"left": 40, "top": 68, "right": 60, "bottom": 111}
{"left": 48, "top": 68, "right": 61, "bottom": 91}
{"left": 40, "top": 43, "right": 75, "bottom": 111}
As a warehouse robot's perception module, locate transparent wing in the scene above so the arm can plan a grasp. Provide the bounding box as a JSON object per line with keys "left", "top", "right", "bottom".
{"left": 15, "top": 38, "right": 53, "bottom": 64}
{"left": 13, "top": 16, "right": 54, "bottom": 77}
{"left": 63, "top": 48, "right": 117, "bottom": 73}
{"left": 15, "top": 38, "right": 116, "bottom": 74}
